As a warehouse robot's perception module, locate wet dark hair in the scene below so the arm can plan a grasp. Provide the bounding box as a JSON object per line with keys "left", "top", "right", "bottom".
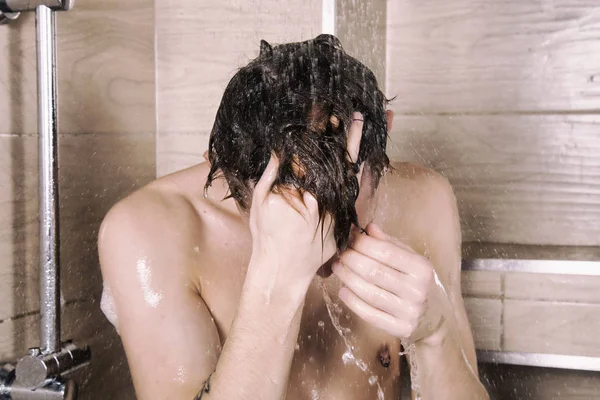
{"left": 205, "top": 34, "right": 390, "bottom": 250}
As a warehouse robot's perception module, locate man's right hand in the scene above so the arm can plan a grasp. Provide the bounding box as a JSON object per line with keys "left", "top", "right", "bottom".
{"left": 246, "top": 154, "right": 337, "bottom": 299}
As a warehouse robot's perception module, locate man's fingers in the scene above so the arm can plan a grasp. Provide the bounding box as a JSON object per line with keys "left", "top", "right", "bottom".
{"left": 356, "top": 161, "right": 365, "bottom": 188}
{"left": 347, "top": 112, "right": 364, "bottom": 164}
{"left": 365, "top": 223, "right": 388, "bottom": 241}
{"left": 254, "top": 153, "right": 280, "bottom": 201}
{"left": 385, "top": 109, "right": 394, "bottom": 133}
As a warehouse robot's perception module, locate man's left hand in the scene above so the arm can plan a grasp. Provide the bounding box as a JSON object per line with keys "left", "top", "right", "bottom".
{"left": 333, "top": 223, "right": 445, "bottom": 342}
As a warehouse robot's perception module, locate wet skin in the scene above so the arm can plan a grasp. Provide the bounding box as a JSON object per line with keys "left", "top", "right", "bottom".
{"left": 99, "top": 159, "right": 485, "bottom": 399}
{"left": 99, "top": 116, "right": 485, "bottom": 399}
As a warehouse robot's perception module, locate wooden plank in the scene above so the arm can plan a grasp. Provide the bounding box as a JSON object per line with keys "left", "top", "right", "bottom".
{"left": 503, "top": 299, "right": 600, "bottom": 357}
{"left": 388, "top": 114, "right": 600, "bottom": 246}
{"left": 0, "top": 134, "right": 155, "bottom": 321}
{"left": 464, "top": 297, "right": 502, "bottom": 351}
{"left": 386, "top": 0, "right": 600, "bottom": 113}
{"left": 0, "top": 312, "right": 39, "bottom": 362}
{"left": 461, "top": 270, "right": 503, "bottom": 298}
{"left": 156, "top": 0, "right": 322, "bottom": 175}
{"left": 156, "top": 130, "right": 209, "bottom": 178}
{"left": 0, "top": 0, "right": 155, "bottom": 136}
{"left": 0, "top": 135, "right": 44, "bottom": 323}
{"left": 336, "top": 0, "right": 387, "bottom": 88}
{"left": 505, "top": 272, "right": 600, "bottom": 303}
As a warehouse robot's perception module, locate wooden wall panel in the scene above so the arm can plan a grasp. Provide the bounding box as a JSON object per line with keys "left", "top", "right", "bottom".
{"left": 0, "top": 134, "right": 154, "bottom": 322}
{"left": 0, "top": 0, "right": 155, "bottom": 136}
{"left": 461, "top": 270, "right": 503, "bottom": 298}
{"left": 386, "top": 0, "right": 600, "bottom": 113}
{"left": 503, "top": 299, "right": 600, "bottom": 357}
{"left": 505, "top": 272, "right": 600, "bottom": 303}
{"left": 460, "top": 267, "right": 600, "bottom": 360}
{"left": 388, "top": 114, "right": 600, "bottom": 246}
{"left": 156, "top": 0, "right": 322, "bottom": 177}
{"left": 0, "top": 0, "right": 155, "bottom": 398}
{"left": 336, "top": 0, "right": 387, "bottom": 88}
{"left": 464, "top": 297, "right": 502, "bottom": 350}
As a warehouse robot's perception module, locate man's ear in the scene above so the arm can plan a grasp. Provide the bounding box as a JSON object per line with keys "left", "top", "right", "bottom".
{"left": 385, "top": 110, "right": 394, "bottom": 133}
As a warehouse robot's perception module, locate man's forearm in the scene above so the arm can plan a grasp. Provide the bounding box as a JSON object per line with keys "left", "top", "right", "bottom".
{"left": 410, "top": 320, "right": 489, "bottom": 400}
{"left": 201, "top": 261, "right": 309, "bottom": 399}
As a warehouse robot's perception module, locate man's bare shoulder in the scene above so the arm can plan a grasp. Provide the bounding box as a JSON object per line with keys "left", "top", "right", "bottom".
{"left": 101, "top": 167, "right": 203, "bottom": 236}
{"left": 98, "top": 164, "right": 218, "bottom": 275}
{"left": 375, "top": 161, "right": 460, "bottom": 252}
{"left": 384, "top": 161, "right": 453, "bottom": 196}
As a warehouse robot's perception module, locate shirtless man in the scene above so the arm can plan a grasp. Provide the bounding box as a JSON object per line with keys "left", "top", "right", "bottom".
{"left": 98, "top": 35, "right": 489, "bottom": 399}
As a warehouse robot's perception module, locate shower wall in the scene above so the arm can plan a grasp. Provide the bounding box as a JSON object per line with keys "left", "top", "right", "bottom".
{"left": 386, "top": 0, "right": 600, "bottom": 398}
{"left": 156, "top": 0, "right": 322, "bottom": 177}
{"left": 0, "top": 0, "right": 155, "bottom": 398}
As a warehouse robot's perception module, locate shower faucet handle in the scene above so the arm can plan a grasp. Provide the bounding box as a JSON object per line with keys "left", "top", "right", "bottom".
{"left": 14, "top": 343, "right": 91, "bottom": 390}
{"left": 0, "top": 363, "right": 78, "bottom": 400}
{"left": 0, "top": 11, "right": 20, "bottom": 24}
{"left": 0, "top": 0, "right": 74, "bottom": 13}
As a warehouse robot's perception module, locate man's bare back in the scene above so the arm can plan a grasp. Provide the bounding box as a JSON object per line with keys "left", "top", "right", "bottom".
{"left": 99, "top": 157, "right": 482, "bottom": 399}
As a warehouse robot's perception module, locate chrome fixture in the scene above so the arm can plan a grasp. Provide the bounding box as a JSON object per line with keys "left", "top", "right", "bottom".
{"left": 1, "top": 2, "right": 91, "bottom": 399}
{"left": 0, "top": 11, "right": 19, "bottom": 24}
{"left": 0, "top": 0, "right": 73, "bottom": 24}
{"left": 0, "top": 1, "right": 73, "bottom": 13}
{"left": 477, "top": 350, "right": 600, "bottom": 372}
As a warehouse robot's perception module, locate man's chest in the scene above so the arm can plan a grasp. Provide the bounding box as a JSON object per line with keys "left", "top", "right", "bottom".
{"left": 286, "top": 280, "right": 401, "bottom": 399}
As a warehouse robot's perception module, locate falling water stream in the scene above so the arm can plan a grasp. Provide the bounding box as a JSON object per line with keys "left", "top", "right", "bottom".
{"left": 318, "top": 277, "right": 385, "bottom": 400}
{"left": 320, "top": 266, "right": 488, "bottom": 400}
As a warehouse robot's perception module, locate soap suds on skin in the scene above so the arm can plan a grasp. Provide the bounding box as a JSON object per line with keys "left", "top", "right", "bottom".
{"left": 101, "top": 256, "right": 164, "bottom": 333}
{"left": 137, "top": 256, "right": 164, "bottom": 308}
{"left": 100, "top": 282, "right": 119, "bottom": 332}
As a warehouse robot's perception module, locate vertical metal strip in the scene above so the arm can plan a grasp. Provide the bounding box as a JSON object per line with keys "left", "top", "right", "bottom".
{"left": 36, "top": 4, "right": 60, "bottom": 355}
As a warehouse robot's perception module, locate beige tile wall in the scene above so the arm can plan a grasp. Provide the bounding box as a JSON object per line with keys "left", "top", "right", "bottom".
{"left": 0, "top": 0, "right": 155, "bottom": 398}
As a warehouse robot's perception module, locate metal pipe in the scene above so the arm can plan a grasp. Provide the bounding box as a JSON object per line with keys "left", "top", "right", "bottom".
{"left": 36, "top": 4, "right": 60, "bottom": 355}
{"left": 0, "top": 0, "right": 73, "bottom": 13}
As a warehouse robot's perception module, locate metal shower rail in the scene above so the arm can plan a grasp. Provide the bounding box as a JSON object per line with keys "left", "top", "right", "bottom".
{"left": 0, "top": 1, "right": 91, "bottom": 399}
